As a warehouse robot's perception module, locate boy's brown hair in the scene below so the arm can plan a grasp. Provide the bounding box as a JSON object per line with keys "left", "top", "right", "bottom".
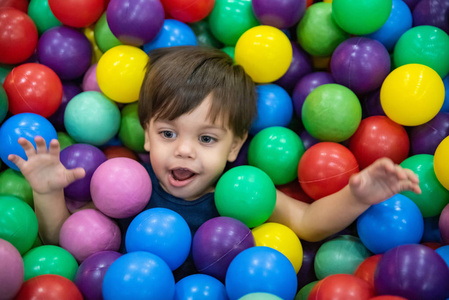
{"left": 138, "top": 46, "right": 256, "bottom": 138}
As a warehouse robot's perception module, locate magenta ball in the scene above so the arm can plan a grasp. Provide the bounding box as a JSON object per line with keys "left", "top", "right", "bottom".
{"left": 91, "top": 158, "right": 152, "bottom": 219}
{"left": 440, "top": 204, "right": 449, "bottom": 244}
{"left": 60, "top": 144, "right": 107, "bottom": 202}
{"left": 413, "top": 0, "right": 449, "bottom": 34}
{"left": 38, "top": 26, "right": 92, "bottom": 80}
{"left": 48, "top": 82, "right": 82, "bottom": 131}
{"left": 59, "top": 209, "right": 121, "bottom": 262}
{"left": 409, "top": 112, "right": 449, "bottom": 155}
{"left": 74, "top": 251, "right": 122, "bottom": 300}
{"left": 82, "top": 63, "right": 101, "bottom": 93}
{"left": 0, "top": 238, "right": 24, "bottom": 300}
{"left": 192, "top": 217, "right": 255, "bottom": 282}
{"left": 252, "top": 0, "right": 307, "bottom": 29}
{"left": 374, "top": 244, "right": 449, "bottom": 299}
{"left": 331, "top": 37, "right": 391, "bottom": 95}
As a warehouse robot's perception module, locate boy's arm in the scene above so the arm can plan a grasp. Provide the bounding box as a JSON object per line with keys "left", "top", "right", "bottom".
{"left": 269, "top": 158, "right": 421, "bottom": 242}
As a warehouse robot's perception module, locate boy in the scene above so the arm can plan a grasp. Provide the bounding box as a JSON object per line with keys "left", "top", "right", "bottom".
{"left": 9, "top": 46, "right": 421, "bottom": 277}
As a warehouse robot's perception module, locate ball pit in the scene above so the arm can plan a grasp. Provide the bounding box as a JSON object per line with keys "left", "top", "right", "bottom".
{"left": 175, "top": 274, "right": 228, "bottom": 300}
{"left": 15, "top": 274, "right": 83, "bottom": 300}
{"left": 0, "top": 238, "right": 24, "bottom": 300}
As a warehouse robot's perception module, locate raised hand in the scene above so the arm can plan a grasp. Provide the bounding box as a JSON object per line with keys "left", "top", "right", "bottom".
{"left": 8, "top": 136, "right": 85, "bottom": 195}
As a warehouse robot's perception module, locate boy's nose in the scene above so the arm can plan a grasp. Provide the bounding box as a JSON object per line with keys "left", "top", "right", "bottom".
{"left": 174, "top": 139, "right": 196, "bottom": 159}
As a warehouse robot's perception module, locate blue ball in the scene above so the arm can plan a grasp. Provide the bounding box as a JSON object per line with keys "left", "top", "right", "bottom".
{"left": 440, "top": 75, "right": 449, "bottom": 113}
{"left": 250, "top": 84, "right": 293, "bottom": 135}
{"left": 0, "top": 113, "right": 57, "bottom": 171}
{"left": 435, "top": 245, "right": 449, "bottom": 268}
{"left": 225, "top": 246, "right": 297, "bottom": 300}
{"left": 357, "top": 194, "right": 424, "bottom": 254}
{"left": 125, "top": 207, "right": 192, "bottom": 270}
{"left": 102, "top": 251, "right": 175, "bottom": 300}
{"left": 143, "top": 19, "right": 197, "bottom": 52}
{"left": 365, "top": 0, "right": 413, "bottom": 52}
{"left": 175, "top": 274, "right": 228, "bottom": 300}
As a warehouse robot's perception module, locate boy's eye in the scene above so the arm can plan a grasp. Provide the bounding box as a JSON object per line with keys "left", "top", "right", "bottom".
{"left": 161, "top": 131, "right": 176, "bottom": 139}
{"left": 199, "top": 135, "right": 217, "bottom": 144}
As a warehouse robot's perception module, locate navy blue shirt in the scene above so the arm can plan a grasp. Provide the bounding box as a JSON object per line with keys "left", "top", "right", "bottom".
{"left": 117, "top": 163, "right": 219, "bottom": 281}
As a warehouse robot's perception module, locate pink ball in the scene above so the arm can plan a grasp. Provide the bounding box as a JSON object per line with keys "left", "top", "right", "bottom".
{"left": 0, "top": 238, "right": 24, "bottom": 300}
{"left": 81, "top": 63, "right": 101, "bottom": 93}
{"left": 440, "top": 203, "right": 449, "bottom": 245}
{"left": 59, "top": 209, "right": 121, "bottom": 262}
{"left": 90, "top": 158, "right": 152, "bottom": 219}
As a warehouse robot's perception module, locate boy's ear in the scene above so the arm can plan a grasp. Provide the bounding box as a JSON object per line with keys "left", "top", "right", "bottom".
{"left": 227, "top": 133, "right": 248, "bottom": 162}
{"left": 144, "top": 127, "right": 151, "bottom": 152}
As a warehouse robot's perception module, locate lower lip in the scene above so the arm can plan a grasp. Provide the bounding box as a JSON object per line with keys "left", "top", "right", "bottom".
{"left": 168, "top": 173, "right": 196, "bottom": 188}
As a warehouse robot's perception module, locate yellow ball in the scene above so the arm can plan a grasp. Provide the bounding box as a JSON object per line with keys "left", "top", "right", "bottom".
{"left": 252, "top": 222, "right": 303, "bottom": 273}
{"left": 97, "top": 45, "right": 149, "bottom": 103}
{"left": 434, "top": 136, "right": 449, "bottom": 190}
{"left": 235, "top": 25, "right": 292, "bottom": 83}
{"left": 83, "top": 26, "right": 103, "bottom": 64}
{"left": 380, "top": 63, "right": 445, "bottom": 126}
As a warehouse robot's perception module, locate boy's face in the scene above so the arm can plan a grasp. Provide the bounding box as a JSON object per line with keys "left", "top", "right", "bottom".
{"left": 144, "top": 95, "right": 247, "bottom": 200}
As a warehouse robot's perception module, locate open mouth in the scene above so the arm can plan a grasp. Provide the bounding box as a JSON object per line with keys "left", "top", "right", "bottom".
{"left": 171, "top": 168, "right": 196, "bottom": 181}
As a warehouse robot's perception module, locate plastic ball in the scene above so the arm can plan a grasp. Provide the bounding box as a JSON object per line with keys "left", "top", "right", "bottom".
{"left": 0, "top": 169, "right": 32, "bottom": 207}
{"left": 394, "top": 25, "right": 449, "bottom": 78}
{"left": 411, "top": 113, "right": 449, "bottom": 155}
{"left": 91, "top": 157, "right": 151, "bottom": 219}
{"left": 354, "top": 254, "right": 382, "bottom": 289}
{"left": 413, "top": 0, "right": 449, "bottom": 35}
{"left": 102, "top": 251, "right": 175, "bottom": 300}
{"left": 94, "top": 12, "right": 122, "bottom": 53}
{"left": 118, "top": 103, "right": 146, "bottom": 152}
{"left": 161, "top": 0, "right": 215, "bottom": 23}
{"left": 143, "top": 19, "right": 197, "bottom": 53}
{"left": 226, "top": 246, "right": 297, "bottom": 300}
{"left": 331, "top": 37, "right": 391, "bottom": 95}
{"left": 248, "top": 127, "right": 305, "bottom": 185}
{"left": 302, "top": 84, "right": 361, "bottom": 142}
{"left": 27, "top": 0, "right": 61, "bottom": 35}
{"left": 64, "top": 91, "right": 120, "bottom": 146}
{"left": 0, "top": 0, "right": 29, "bottom": 12}
{"left": 38, "top": 26, "right": 92, "bottom": 80}
{"left": 23, "top": 245, "right": 78, "bottom": 281}
{"left": 192, "top": 217, "right": 255, "bottom": 281}
{"left": 308, "top": 274, "right": 375, "bottom": 300}
{"left": 440, "top": 204, "right": 449, "bottom": 244}
{"left": 252, "top": 0, "right": 306, "bottom": 29}
{"left": 47, "top": 82, "right": 82, "bottom": 132}
{"left": 15, "top": 274, "right": 83, "bottom": 300}
{"left": 296, "top": 3, "right": 349, "bottom": 57}
{"left": 126, "top": 208, "right": 191, "bottom": 271}
{"left": 332, "top": 0, "right": 392, "bottom": 35}
{"left": 0, "top": 85, "right": 7, "bottom": 123}
{"left": 59, "top": 209, "right": 121, "bottom": 262}
{"left": 0, "top": 238, "right": 24, "bottom": 300}
{"left": 48, "top": 0, "right": 103, "bottom": 28}
{"left": 82, "top": 63, "right": 101, "bottom": 93}
{"left": 250, "top": 84, "right": 293, "bottom": 135}
{"left": 235, "top": 25, "right": 292, "bottom": 83}
{"left": 215, "top": 166, "right": 276, "bottom": 228}
{"left": 175, "top": 274, "right": 228, "bottom": 300}
{"left": 298, "top": 142, "right": 359, "bottom": 200}
{"left": 74, "top": 251, "right": 122, "bottom": 300}
{"left": 107, "top": 0, "right": 164, "bottom": 46}
{"left": 375, "top": 244, "right": 449, "bottom": 300}
{"left": 4, "top": 63, "right": 63, "bottom": 117}
{"left": 97, "top": 45, "right": 148, "bottom": 103}
{"left": 252, "top": 222, "right": 303, "bottom": 273}
{"left": 348, "top": 116, "right": 409, "bottom": 170}
{"left": 0, "top": 7, "right": 38, "bottom": 64}
{"left": 357, "top": 194, "right": 424, "bottom": 254}
{"left": 239, "top": 293, "right": 283, "bottom": 300}
{"left": 102, "top": 145, "right": 139, "bottom": 161}
{"left": 434, "top": 136, "right": 449, "bottom": 190}
{"left": 441, "top": 76, "right": 449, "bottom": 112}
{"left": 190, "top": 20, "right": 224, "bottom": 48}
{"left": 380, "top": 64, "right": 445, "bottom": 126}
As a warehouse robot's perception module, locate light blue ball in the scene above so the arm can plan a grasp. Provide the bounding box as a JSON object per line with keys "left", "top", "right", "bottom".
{"left": 143, "top": 19, "right": 197, "bottom": 52}
{"left": 435, "top": 245, "right": 449, "bottom": 268}
{"left": 175, "top": 274, "right": 228, "bottom": 300}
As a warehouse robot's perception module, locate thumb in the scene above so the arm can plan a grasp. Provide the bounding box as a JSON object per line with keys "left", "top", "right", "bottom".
{"left": 66, "top": 167, "right": 86, "bottom": 184}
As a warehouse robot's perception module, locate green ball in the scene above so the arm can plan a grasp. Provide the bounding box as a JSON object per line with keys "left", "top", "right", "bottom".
{"left": 332, "top": 0, "right": 392, "bottom": 35}
{"left": 0, "top": 84, "right": 8, "bottom": 124}
{"left": 394, "top": 25, "right": 449, "bottom": 78}
{"left": 295, "top": 281, "right": 319, "bottom": 300}
{"left": 0, "top": 195, "right": 38, "bottom": 255}
{"left": 23, "top": 245, "right": 78, "bottom": 281}
{"left": 400, "top": 154, "right": 449, "bottom": 217}
{"left": 189, "top": 20, "right": 224, "bottom": 49}
{"left": 209, "top": 0, "right": 260, "bottom": 46}
{"left": 0, "top": 169, "right": 33, "bottom": 208}
{"left": 0, "top": 64, "right": 13, "bottom": 84}
{"left": 94, "top": 12, "right": 123, "bottom": 53}
{"left": 297, "top": 3, "right": 349, "bottom": 57}
{"left": 302, "top": 84, "right": 362, "bottom": 142}
{"left": 118, "top": 103, "right": 145, "bottom": 152}
{"left": 314, "top": 235, "right": 372, "bottom": 280}
{"left": 28, "top": 0, "right": 62, "bottom": 35}
{"left": 215, "top": 166, "right": 276, "bottom": 228}
{"left": 248, "top": 127, "right": 305, "bottom": 185}
{"left": 221, "top": 46, "right": 235, "bottom": 61}
{"left": 57, "top": 132, "right": 76, "bottom": 151}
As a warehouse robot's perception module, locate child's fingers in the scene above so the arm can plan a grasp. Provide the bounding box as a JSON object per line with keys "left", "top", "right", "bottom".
{"left": 34, "top": 136, "right": 48, "bottom": 154}
{"left": 66, "top": 167, "right": 86, "bottom": 184}
{"left": 7, "top": 154, "right": 26, "bottom": 170}
{"left": 403, "top": 168, "right": 419, "bottom": 184}
{"left": 48, "top": 139, "right": 60, "bottom": 156}
{"left": 17, "top": 137, "right": 37, "bottom": 158}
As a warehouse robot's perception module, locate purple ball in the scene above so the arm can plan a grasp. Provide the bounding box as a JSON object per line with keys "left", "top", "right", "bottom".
{"left": 299, "top": 129, "right": 320, "bottom": 150}
{"left": 374, "top": 244, "right": 449, "bottom": 299}
{"left": 296, "top": 240, "right": 321, "bottom": 290}
{"left": 48, "top": 82, "right": 82, "bottom": 131}
{"left": 292, "top": 72, "right": 334, "bottom": 118}
{"left": 413, "top": 0, "right": 449, "bottom": 34}
{"left": 38, "top": 26, "right": 92, "bottom": 80}
{"left": 60, "top": 144, "right": 107, "bottom": 202}
{"left": 331, "top": 37, "right": 391, "bottom": 95}
{"left": 75, "top": 251, "right": 122, "bottom": 300}
{"left": 362, "top": 89, "right": 386, "bottom": 117}
{"left": 409, "top": 112, "right": 449, "bottom": 155}
{"left": 275, "top": 42, "right": 313, "bottom": 93}
{"left": 82, "top": 63, "right": 101, "bottom": 93}
{"left": 440, "top": 204, "right": 449, "bottom": 244}
{"left": 252, "top": 0, "right": 307, "bottom": 29}
{"left": 0, "top": 239, "right": 24, "bottom": 300}
{"left": 403, "top": 0, "right": 419, "bottom": 10}
{"left": 107, "top": 0, "right": 165, "bottom": 46}
{"left": 192, "top": 217, "right": 255, "bottom": 282}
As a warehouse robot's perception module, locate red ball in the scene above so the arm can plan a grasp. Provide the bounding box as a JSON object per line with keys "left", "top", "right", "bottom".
{"left": 102, "top": 145, "right": 138, "bottom": 161}
{"left": 4, "top": 63, "right": 63, "bottom": 117}
{"left": 161, "top": 0, "right": 214, "bottom": 23}
{"left": 15, "top": 274, "right": 83, "bottom": 300}
{"left": 354, "top": 254, "right": 382, "bottom": 289}
{"left": 309, "top": 274, "right": 375, "bottom": 300}
{"left": 0, "top": 0, "right": 28, "bottom": 12}
{"left": 48, "top": 0, "right": 104, "bottom": 28}
{"left": 298, "top": 142, "right": 359, "bottom": 200}
{"left": 276, "top": 180, "right": 314, "bottom": 204}
{"left": 349, "top": 116, "right": 409, "bottom": 170}
{"left": 0, "top": 7, "right": 37, "bottom": 64}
